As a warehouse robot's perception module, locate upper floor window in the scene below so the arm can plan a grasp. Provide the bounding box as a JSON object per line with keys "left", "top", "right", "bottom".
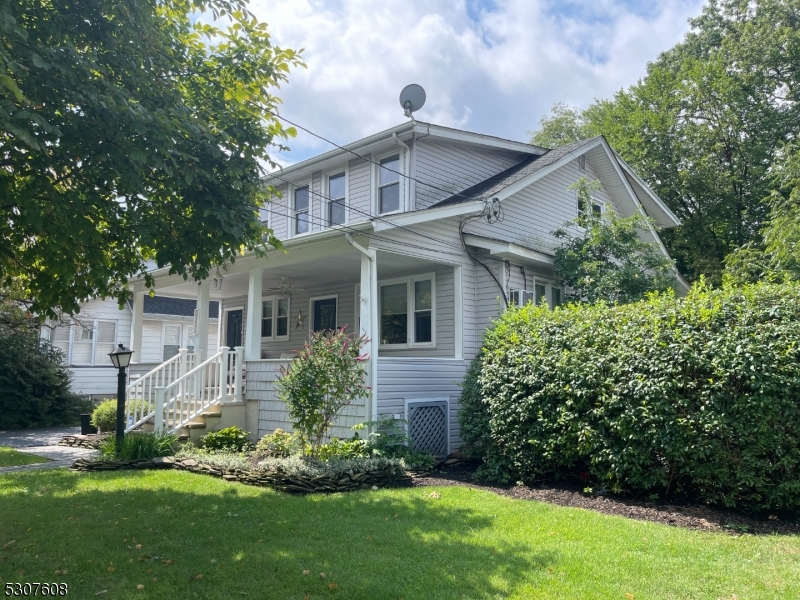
{"left": 259, "top": 204, "right": 270, "bottom": 228}
{"left": 328, "top": 172, "right": 346, "bottom": 226}
{"left": 578, "top": 194, "right": 604, "bottom": 218}
{"left": 378, "top": 154, "right": 400, "bottom": 214}
{"left": 294, "top": 186, "right": 310, "bottom": 235}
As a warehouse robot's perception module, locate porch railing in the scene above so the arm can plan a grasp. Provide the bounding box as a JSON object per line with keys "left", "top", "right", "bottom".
{"left": 125, "top": 350, "right": 197, "bottom": 432}
{"left": 153, "top": 347, "right": 244, "bottom": 434}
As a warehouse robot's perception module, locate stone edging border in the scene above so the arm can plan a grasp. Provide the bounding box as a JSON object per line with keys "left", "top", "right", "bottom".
{"left": 59, "top": 434, "right": 109, "bottom": 449}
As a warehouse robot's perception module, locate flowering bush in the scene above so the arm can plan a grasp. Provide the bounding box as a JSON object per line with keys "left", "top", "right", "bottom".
{"left": 276, "top": 327, "right": 370, "bottom": 457}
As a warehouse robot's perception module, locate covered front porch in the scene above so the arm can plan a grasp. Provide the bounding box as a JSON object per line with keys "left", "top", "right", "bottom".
{"left": 126, "top": 232, "right": 468, "bottom": 449}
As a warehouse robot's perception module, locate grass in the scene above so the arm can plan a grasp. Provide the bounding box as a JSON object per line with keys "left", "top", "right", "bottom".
{"left": 0, "top": 446, "right": 49, "bottom": 468}
{"left": 0, "top": 470, "right": 799, "bottom": 599}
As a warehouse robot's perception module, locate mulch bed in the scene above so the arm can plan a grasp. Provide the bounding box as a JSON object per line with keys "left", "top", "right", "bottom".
{"left": 412, "top": 461, "right": 800, "bottom": 536}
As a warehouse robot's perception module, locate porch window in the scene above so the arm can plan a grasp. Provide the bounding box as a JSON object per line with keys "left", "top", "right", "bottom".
{"left": 379, "top": 273, "right": 435, "bottom": 347}
{"left": 378, "top": 154, "right": 400, "bottom": 214}
{"left": 294, "top": 186, "right": 310, "bottom": 234}
{"left": 262, "top": 297, "right": 289, "bottom": 339}
{"left": 261, "top": 299, "right": 273, "bottom": 337}
{"left": 534, "top": 282, "right": 547, "bottom": 306}
{"left": 552, "top": 287, "right": 563, "bottom": 308}
{"left": 163, "top": 324, "right": 182, "bottom": 361}
{"left": 328, "top": 172, "right": 346, "bottom": 226}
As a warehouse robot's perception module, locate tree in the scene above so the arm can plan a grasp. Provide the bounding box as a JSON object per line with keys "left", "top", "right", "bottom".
{"left": 552, "top": 178, "right": 677, "bottom": 304}
{"left": 531, "top": 0, "right": 800, "bottom": 284}
{"left": 528, "top": 102, "right": 596, "bottom": 148}
{"left": 725, "top": 144, "right": 800, "bottom": 283}
{"left": 0, "top": 289, "right": 91, "bottom": 428}
{"left": 0, "top": 0, "right": 304, "bottom": 317}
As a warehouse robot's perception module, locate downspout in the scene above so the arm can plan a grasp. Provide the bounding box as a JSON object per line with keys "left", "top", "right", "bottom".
{"left": 345, "top": 233, "right": 378, "bottom": 427}
{"left": 392, "top": 133, "right": 411, "bottom": 211}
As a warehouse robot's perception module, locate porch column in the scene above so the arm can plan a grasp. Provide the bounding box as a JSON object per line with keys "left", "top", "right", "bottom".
{"left": 196, "top": 278, "right": 211, "bottom": 361}
{"left": 359, "top": 249, "right": 379, "bottom": 424}
{"left": 244, "top": 268, "right": 263, "bottom": 361}
{"left": 129, "top": 286, "right": 145, "bottom": 363}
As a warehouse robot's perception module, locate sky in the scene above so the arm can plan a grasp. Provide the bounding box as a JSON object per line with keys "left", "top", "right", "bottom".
{"left": 247, "top": 0, "right": 706, "bottom": 166}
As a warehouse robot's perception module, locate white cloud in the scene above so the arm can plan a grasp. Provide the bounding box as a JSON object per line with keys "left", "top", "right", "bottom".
{"left": 248, "top": 0, "right": 704, "bottom": 162}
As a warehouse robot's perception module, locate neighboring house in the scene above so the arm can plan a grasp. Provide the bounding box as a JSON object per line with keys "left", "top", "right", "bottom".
{"left": 44, "top": 296, "right": 219, "bottom": 399}
{"left": 123, "top": 122, "right": 686, "bottom": 453}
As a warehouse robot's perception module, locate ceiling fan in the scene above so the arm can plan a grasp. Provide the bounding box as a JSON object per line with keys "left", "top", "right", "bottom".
{"left": 264, "top": 277, "right": 308, "bottom": 297}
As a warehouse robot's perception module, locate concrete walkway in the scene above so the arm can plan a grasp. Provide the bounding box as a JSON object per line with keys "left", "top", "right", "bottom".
{"left": 0, "top": 427, "right": 98, "bottom": 474}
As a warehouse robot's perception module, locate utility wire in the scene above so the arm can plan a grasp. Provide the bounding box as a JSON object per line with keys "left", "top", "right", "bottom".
{"left": 265, "top": 111, "right": 505, "bottom": 205}
{"left": 264, "top": 169, "right": 477, "bottom": 258}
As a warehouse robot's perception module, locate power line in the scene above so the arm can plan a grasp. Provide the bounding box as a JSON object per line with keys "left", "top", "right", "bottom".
{"left": 264, "top": 169, "right": 475, "bottom": 258}
{"left": 265, "top": 111, "right": 503, "bottom": 206}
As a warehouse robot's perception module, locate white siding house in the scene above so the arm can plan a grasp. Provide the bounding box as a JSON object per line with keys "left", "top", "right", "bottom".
{"left": 118, "top": 123, "right": 685, "bottom": 453}
{"left": 46, "top": 296, "right": 218, "bottom": 399}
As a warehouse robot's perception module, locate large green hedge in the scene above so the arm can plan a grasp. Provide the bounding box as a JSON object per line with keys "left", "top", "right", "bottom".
{"left": 460, "top": 282, "right": 800, "bottom": 511}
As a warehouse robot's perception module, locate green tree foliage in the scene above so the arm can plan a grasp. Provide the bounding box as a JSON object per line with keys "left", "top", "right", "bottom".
{"left": 276, "top": 328, "right": 370, "bottom": 458}
{"left": 528, "top": 103, "right": 596, "bottom": 149}
{"left": 0, "top": 293, "right": 91, "bottom": 428}
{"left": 531, "top": 0, "right": 800, "bottom": 284}
{"left": 551, "top": 177, "right": 677, "bottom": 303}
{"left": 725, "top": 145, "right": 800, "bottom": 283}
{"left": 462, "top": 281, "right": 800, "bottom": 511}
{"left": 0, "top": 0, "right": 304, "bottom": 316}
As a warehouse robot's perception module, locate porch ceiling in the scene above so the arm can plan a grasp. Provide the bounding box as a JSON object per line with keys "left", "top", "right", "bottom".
{"left": 148, "top": 248, "right": 449, "bottom": 300}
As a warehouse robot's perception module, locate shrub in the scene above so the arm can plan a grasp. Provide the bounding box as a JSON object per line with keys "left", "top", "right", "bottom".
{"left": 353, "top": 416, "right": 437, "bottom": 471}
{"left": 255, "top": 429, "right": 302, "bottom": 458}
{"left": 277, "top": 327, "right": 370, "bottom": 457}
{"left": 201, "top": 426, "right": 252, "bottom": 452}
{"left": 91, "top": 399, "right": 119, "bottom": 433}
{"left": 457, "top": 354, "right": 491, "bottom": 459}
{"left": 316, "top": 438, "right": 369, "bottom": 460}
{"left": 100, "top": 431, "right": 178, "bottom": 461}
{"left": 466, "top": 281, "right": 800, "bottom": 511}
{"left": 0, "top": 324, "right": 91, "bottom": 429}
{"left": 91, "top": 398, "right": 151, "bottom": 433}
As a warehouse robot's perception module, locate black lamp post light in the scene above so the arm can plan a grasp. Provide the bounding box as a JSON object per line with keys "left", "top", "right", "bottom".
{"left": 108, "top": 343, "right": 134, "bottom": 452}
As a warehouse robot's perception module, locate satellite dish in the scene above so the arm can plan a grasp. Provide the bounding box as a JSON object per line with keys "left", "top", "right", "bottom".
{"left": 399, "top": 84, "right": 426, "bottom": 118}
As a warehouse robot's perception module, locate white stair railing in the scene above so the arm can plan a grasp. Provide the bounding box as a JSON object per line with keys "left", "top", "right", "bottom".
{"left": 125, "top": 349, "right": 197, "bottom": 432}
{"left": 153, "top": 347, "right": 243, "bottom": 434}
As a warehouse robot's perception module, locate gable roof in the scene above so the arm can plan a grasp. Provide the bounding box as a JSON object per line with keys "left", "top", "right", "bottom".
{"left": 430, "top": 137, "right": 599, "bottom": 208}
{"left": 126, "top": 296, "right": 219, "bottom": 319}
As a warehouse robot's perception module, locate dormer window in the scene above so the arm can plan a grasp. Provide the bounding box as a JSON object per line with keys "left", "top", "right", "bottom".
{"left": 328, "top": 172, "right": 346, "bottom": 226}
{"left": 294, "top": 186, "right": 310, "bottom": 234}
{"left": 378, "top": 154, "right": 400, "bottom": 214}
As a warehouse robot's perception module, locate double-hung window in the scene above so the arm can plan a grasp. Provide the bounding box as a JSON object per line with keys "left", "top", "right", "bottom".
{"left": 378, "top": 154, "right": 400, "bottom": 214}
{"left": 294, "top": 186, "right": 310, "bottom": 235}
{"left": 261, "top": 297, "right": 290, "bottom": 339}
{"left": 49, "top": 320, "right": 118, "bottom": 366}
{"left": 328, "top": 172, "right": 346, "bottom": 226}
{"left": 379, "top": 274, "right": 435, "bottom": 347}
{"left": 578, "top": 194, "right": 604, "bottom": 218}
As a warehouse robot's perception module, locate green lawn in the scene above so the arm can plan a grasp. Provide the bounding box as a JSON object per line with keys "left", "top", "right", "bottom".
{"left": 0, "top": 446, "right": 49, "bottom": 468}
{"left": 0, "top": 470, "right": 798, "bottom": 599}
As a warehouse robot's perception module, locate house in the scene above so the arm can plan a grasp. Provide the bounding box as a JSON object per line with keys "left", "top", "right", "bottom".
{"left": 44, "top": 296, "right": 220, "bottom": 400}
{"left": 121, "top": 122, "right": 686, "bottom": 453}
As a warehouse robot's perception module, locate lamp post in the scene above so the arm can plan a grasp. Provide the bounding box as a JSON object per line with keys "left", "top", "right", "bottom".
{"left": 108, "top": 343, "right": 134, "bottom": 452}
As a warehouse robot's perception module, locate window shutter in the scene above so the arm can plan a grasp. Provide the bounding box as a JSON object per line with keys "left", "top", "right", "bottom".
{"left": 94, "top": 321, "right": 117, "bottom": 365}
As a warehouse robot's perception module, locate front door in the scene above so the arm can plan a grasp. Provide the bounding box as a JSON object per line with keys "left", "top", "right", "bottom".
{"left": 312, "top": 298, "right": 337, "bottom": 333}
{"left": 225, "top": 309, "right": 243, "bottom": 349}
